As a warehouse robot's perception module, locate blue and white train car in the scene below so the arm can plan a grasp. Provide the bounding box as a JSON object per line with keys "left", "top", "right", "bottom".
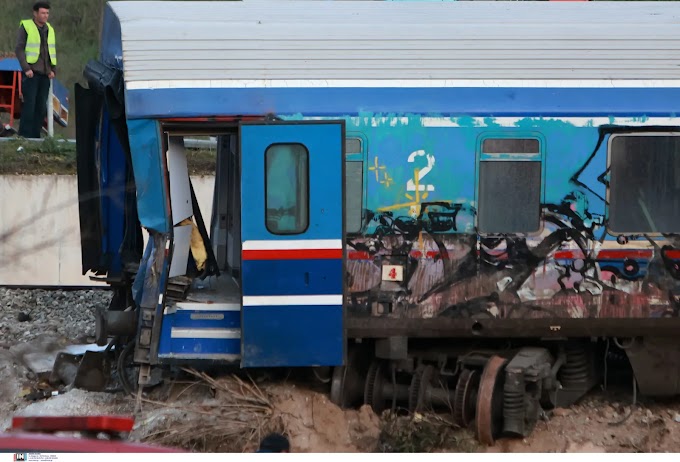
{"left": 75, "top": 0, "right": 680, "bottom": 444}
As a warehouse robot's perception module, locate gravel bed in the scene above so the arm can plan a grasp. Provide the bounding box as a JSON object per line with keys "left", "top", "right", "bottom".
{"left": 0, "top": 288, "right": 112, "bottom": 345}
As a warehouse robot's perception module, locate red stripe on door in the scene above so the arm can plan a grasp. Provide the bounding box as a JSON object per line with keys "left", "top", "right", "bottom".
{"left": 243, "top": 249, "right": 343, "bottom": 260}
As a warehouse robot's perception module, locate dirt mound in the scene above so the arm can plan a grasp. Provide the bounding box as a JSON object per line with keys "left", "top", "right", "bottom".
{"left": 268, "top": 384, "right": 380, "bottom": 453}
{"left": 483, "top": 393, "right": 680, "bottom": 453}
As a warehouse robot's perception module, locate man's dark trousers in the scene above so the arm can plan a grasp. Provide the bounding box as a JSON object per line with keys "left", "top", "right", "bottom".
{"left": 19, "top": 73, "right": 50, "bottom": 139}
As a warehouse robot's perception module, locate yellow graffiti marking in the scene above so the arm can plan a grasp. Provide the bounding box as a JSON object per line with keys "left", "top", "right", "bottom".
{"left": 380, "top": 171, "right": 394, "bottom": 188}
{"left": 378, "top": 168, "right": 429, "bottom": 217}
{"left": 368, "top": 156, "right": 386, "bottom": 183}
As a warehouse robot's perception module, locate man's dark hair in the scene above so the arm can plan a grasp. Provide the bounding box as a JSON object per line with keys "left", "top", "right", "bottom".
{"left": 258, "top": 433, "right": 290, "bottom": 453}
{"left": 33, "top": 1, "right": 50, "bottom": 11}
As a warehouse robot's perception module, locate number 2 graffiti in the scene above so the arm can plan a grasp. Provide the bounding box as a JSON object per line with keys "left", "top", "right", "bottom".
{"left": 407, "top": 150, "right": 436, "bottom": 192}
{"left": 378, "top": 149, "right": 436, "bottom": 216}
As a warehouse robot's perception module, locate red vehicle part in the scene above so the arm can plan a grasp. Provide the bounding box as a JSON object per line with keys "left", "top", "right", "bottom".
{"left": 12, "top": 416, "right": 135, "bottom": 436}
{"left": 0, "top": 432, "right": 183, "bottom": 453}
{"left": 0, "top": 415, "right": 185, "bottom": 453}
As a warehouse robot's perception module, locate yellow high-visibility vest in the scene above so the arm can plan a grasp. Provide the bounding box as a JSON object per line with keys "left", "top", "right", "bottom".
{"left": 20, "top": 19, "right": 56, "bottom": 66}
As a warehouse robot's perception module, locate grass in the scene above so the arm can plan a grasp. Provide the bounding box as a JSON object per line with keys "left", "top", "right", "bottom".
{"left": 0, "top": 138, "right": 217, "bottom": 175}
{"left": 186, "top": 147, "right": 217, "bottom": 176}
{"left": 0, "top": 138, "right": 76, "bottom": 174}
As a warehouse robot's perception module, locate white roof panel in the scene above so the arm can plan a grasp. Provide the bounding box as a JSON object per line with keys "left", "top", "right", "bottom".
{"left": 107, "top": 1, "right": 680, "bottom": 85}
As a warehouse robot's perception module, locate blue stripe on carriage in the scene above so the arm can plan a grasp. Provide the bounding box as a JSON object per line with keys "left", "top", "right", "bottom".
{"left": 125, "top": 86, "right": 680, "bottom": 119}
{"left": 241, "top": 305, "right": 343, "bottom": 368}
{"left": 158, "top": 336, "right": 241, "bottom": 356}
{"left": 241, "top": 258, "right": 343, "bottom": 296}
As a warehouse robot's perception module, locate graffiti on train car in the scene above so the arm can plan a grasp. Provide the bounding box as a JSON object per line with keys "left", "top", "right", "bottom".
{"left": 343, "top": 117, "right": 680, "bottom": 321}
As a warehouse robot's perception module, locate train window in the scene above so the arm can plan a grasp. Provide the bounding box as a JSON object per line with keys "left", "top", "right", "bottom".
{"left": 608, "top": 134, "right": 680, "bottom": 234}
{"left": 346, "top": 138, "right": 362, "bottom": 155}
{"left": 478, "top": 161, "right": 541, "bottom": 233}
{"left": 482, "top": 138, "right": 540, "bottom": 154}
{"left": 345, "top": 161, "right": 363, "bottom": 233}
{"left": 345, "top": 136, "right": 365, "bottom": 234}
{"left": 265, "top": 143, "right": 309, "bottom": 235}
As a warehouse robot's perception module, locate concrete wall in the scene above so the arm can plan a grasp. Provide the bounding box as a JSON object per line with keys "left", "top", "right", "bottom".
{"left": 0, "top": 175, "right": 215, "bottom": 286}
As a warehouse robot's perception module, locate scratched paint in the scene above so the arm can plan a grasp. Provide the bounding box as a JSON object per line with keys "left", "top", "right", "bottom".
{"left": 283, "top": 114, "right": 680, "bottom": 320}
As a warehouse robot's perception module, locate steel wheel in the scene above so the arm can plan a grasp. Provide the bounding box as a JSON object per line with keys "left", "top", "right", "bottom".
{"left": 453, "top": 368, "right": 480, "bottom": 427}
{"left": 364, "top": 360, "right": 388, "bottom": 413}
{"left": 330, "top": 348, "right": 366, "bottom": 408}
{"left": 476, "top": 355, "right": 508, "bottom": 445}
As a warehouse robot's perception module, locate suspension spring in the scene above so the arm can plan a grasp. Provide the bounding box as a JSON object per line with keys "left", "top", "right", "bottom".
{"left": 503, "top": 388, "right": 524, "bottom": 421}
{"left": 559, "top": 346, "right": 590, "bottom": 387}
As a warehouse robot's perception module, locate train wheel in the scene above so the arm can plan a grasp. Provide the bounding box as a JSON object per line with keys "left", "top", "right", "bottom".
{"left": 364, "top": 360, "right": 389, "bottom": 414}
{"left": 408, "top": 364, "right": 435, "bottom": 413}
{"left": 476, "top": 355, "right": 508, "bottom": 445}
{"left": 330, "top": 348, "right": 365, "bottom": 408}
{"left": 453, "top": 368, "right": 480, "bottom": 427}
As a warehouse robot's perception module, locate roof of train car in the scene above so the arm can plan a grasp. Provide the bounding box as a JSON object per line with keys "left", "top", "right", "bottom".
{"left": 104, "top": 0, "right": 680, "bottom": 88}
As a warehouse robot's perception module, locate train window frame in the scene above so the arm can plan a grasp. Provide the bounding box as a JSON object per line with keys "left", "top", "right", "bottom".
{"left": 264, "top": 142, "right": 310, "bottom": 235}
{"left": 606, "top": 132, "right": 680, "bottom": 235}
{"left": 475, "top": 133, "right": 545, "bottom": 235}
{"left": 345, "top": 133, "right": 368, "bottom": 235}
{"left": 481, "top": 138, "right": 540, "bottom": 156}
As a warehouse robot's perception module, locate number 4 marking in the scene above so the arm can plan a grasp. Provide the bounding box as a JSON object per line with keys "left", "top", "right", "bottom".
{"left": 407, "top": 150, "right": 435, "bottom": 192}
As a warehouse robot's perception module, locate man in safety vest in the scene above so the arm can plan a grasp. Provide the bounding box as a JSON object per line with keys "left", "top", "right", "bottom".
{"left": 15, "top": 1, "right": 57, "bottom": 139}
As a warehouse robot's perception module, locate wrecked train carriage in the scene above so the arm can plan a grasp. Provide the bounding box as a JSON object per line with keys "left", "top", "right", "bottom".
{"left": 75, "top": 0, "right": 680, "bottom": 445}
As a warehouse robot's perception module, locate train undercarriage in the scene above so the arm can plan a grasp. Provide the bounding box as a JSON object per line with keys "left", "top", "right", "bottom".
{"left": 327, "top": 335, "right": 680, "bottom": 445}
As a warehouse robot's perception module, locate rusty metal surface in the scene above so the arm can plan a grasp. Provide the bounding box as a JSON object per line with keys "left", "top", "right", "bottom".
{"left": 476, "top": 355, "right": 508, "bottom": 446}
{"left": 346, "top": 316, "right": 680, "bottom": 339}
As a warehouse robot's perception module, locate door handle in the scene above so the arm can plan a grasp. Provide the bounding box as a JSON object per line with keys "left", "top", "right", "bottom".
{"left": 305, "top": 272, "right": 310, "bottom": 286}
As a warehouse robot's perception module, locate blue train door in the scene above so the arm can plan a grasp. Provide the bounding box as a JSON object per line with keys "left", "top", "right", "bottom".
{"left": 239, "top": 121, "right": 345, "bottom": 368}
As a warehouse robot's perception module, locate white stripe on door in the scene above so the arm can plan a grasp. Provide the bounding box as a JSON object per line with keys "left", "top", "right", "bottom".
{"left": 242, "top": 239, "right": 342, "bottom": 251}
{"left": 243, "top": 294, "right": 343, "bottom": 306}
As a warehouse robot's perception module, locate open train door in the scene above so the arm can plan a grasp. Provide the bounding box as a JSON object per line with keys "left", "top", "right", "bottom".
{"left": 239, "top": 121, "right": 345, "bottom": 368}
